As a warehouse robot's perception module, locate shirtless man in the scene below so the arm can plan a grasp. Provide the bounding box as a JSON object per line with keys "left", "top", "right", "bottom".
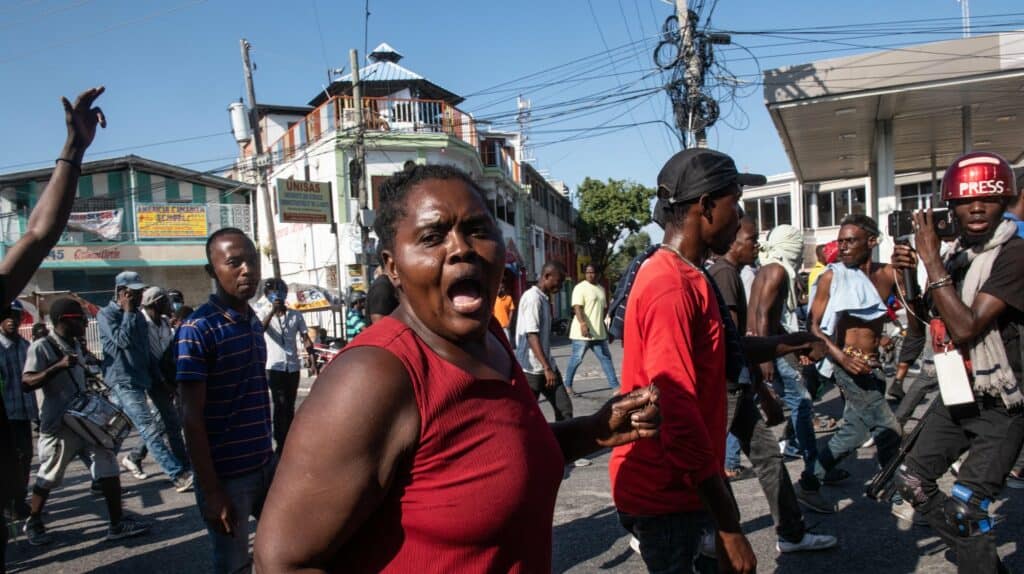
{"left": 808, "top": 214, "right": 915, "bottom": 489}
{"left": 747, "top": 225, "right": 833, "bottom": 513}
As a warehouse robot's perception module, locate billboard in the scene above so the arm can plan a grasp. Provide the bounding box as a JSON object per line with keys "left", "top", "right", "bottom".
{"left": 276, "top": 179, "right": 332, "bottom": 224}
{"left": 136, "top": 204, "right": 208, "bottom": 238}
{"left": 67, "top": 209, "right": 123, "bottom": 240}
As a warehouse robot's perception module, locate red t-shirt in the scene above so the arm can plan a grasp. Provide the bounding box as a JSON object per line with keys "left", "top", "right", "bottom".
{"left": 609, "top": 249, "right": 727, "bottom": 515}
{"left": 333, "top": 317, "right": 565, "bottom": 572}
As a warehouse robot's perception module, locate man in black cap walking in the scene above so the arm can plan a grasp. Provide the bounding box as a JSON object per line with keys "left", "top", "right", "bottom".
{"left": 612, "top": 148, "right": 763, "bottom": 573}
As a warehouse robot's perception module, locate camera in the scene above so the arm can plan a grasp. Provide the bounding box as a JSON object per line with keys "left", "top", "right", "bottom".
{"left": 888, "top": 208, "right": 959, "bottom": 240}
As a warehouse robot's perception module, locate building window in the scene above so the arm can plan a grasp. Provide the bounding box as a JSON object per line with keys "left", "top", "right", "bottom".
{"left": 743, "top": 194, "right": 793, "bottom": 231}
{"left": 899, "top": 180, "right": 938, "bottom": 211}
{"left": 807, "top": 186, "right": 865, "bottom": 227}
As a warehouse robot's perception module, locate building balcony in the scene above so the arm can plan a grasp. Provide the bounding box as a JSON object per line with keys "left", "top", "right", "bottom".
{"left": 247, "top": 96, "right": 479, "bottom": 164}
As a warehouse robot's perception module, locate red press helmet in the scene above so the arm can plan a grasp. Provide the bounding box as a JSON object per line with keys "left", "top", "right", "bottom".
{"left": 941, "top": 151, "right": 1016, "bottom": 202}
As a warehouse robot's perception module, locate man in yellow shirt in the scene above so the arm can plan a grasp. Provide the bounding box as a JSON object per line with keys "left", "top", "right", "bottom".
{"left": 807, "top": 241, "right": 838, "bottom": 293}
{"left": 564, "top": 264, "right": 619, "bottom": 396}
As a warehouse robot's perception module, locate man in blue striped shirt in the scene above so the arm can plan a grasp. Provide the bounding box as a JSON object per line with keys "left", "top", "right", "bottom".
{"left": 0, "top": 300, "right": 35, "bottom": 519}
{"left": 177, "top": 228, "right": 273, "bottom": 574}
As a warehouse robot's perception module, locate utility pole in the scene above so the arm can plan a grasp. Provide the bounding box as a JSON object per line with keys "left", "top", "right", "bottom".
{"left": 349, "top": 48, "right": 371, "bottom": 291}
{"left": 240, "top": 38, "right": 282, "bottom": 279}
{"left": 676, "top": 0, "right": 706, "bottom": 148}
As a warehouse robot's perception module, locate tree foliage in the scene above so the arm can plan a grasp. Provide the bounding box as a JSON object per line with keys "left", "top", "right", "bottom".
{"left": 606, "top": 231, "right": 652, "bottom": 288}
{"left": 575, "top": 177, "right": 654, "bottom": 276}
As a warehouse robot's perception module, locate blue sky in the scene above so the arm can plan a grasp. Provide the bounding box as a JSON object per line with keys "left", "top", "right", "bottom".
{"left": 1, "top": 0, "right": 1020, "bottom": 194}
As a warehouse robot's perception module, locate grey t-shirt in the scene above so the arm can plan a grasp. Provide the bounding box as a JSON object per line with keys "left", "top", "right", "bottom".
{"left": 515, "top": 286, "right": 554, "bottom": 375}
{"left": 24, "top": 334, "right": 86, "bottom": 435}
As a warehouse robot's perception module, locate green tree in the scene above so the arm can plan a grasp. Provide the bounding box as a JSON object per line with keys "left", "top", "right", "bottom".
{"left": 606, "top": 231, "right": 652, "bottom": 288}
{"left": 575, "top": 177, "right": 654, "bottom": 276}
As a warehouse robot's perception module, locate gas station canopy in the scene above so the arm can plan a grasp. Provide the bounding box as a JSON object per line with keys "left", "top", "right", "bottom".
{"left": 764, "top": 31, "right": 1024, "bottom": 183}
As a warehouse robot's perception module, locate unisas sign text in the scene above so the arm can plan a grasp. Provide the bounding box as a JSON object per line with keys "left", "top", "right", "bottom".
{"left": 276, "top": 179, "right": 333, "bottom": 224}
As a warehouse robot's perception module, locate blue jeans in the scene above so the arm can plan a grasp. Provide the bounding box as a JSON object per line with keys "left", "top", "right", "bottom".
{"left": 725, "top": 433, "right": 742, "bottom": 470}
{"left": 112, "top": 383, "right": 187, "bottom": 480}
{"left": 195, "top": 463, "right": 274, "bottom": 574}
{"left": 815, "top": 367, "right": 900, "bottom": 478}
{"left": 563, "top": 339, "right": 620, "bottom": 389}
{"left": 773, "top": 357, "right": 817, "bottom": 486}
{"left": 618, "top": 510, "right": 716, "bottom": 574}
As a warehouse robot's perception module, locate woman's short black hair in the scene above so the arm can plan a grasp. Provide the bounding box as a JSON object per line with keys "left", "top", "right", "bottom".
{"left": 373, "top": 164, "right": 488, "bottom": 256}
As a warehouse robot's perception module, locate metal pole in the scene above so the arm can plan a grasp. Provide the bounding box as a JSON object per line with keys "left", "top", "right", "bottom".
{"left": 241, "top": 38, "right": 282, "bottom": 279}
{"left": 350, "top": 48, "right": 371, "bottom": 291}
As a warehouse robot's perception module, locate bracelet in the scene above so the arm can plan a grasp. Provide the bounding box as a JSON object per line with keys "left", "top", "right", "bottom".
{"left": 56, "top": 157, "right": 81, "bottom": 172}
{"left": 927, "top": 275, "right": 953, "bottom": 291}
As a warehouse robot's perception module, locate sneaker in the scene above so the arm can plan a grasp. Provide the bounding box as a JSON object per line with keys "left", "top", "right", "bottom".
{"left": 628, "top": 535, "right": 641, "bottom": 554}
{"left": 23, "top": 518, "right": 52, "bottom": 546}
{"left": 1007, "top": 472, "right": 1024, "bottom": 490}
{"left": 777, "top": 532, "right": 838, "bottom": 553}
{"left": 172, "top": 471, "right": 195, "bottom": 493}
{"left": 861, "top": 436, "right": 876, "bottom": 448}
{"left": 105, "top": 517, "right": 150, "bottom": 542}
{"left": 121, "top": 456, "right": 148, "bottom": 480}
{"left": 795, "top": 484, "right": 837, "bottom": 514}
{"left": 891, "top": 501, "right": 928, "bottom": 526}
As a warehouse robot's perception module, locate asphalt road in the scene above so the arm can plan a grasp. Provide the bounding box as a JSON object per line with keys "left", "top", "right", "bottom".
{"left": 5, "top": 337, "right": 1022, "bottom": 573}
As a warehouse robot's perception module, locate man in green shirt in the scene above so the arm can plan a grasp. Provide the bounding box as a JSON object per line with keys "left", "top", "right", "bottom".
{"left": 564, "top": 264, "right": 620, "bottom": 396}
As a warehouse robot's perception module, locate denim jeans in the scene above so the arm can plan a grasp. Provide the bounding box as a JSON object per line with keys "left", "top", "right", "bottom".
{"left": 563, "top": 339, "right": 620, "bottom": 390}
{"left": 618, "top": 510, "right": 716, "bottom": 574}
{"left": 894, "top": 360, "right": 938, "bottom": 426}
{"left": 194, "top": 462, "right": 274, "bottom": 574}
{"left": 724, "top": 433, "right": 742, "bottom": 470}
{"left": 773, "top": 356, "right": 817, "bottom": 486}
{"left": 815, "top": 367, "right": 900, "bottom": 479}
{"left": 112, "top": 383, "right": 187, "bottom": 480}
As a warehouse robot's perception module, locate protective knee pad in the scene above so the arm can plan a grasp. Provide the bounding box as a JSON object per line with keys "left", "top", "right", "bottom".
{"left": 943, "top": 483, "right": 993, "bottom": 538}
{"left": 894, "top": 464, "right": 930, "bottom": 508}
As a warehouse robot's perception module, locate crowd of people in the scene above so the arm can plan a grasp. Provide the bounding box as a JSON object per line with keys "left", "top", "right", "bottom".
{"left": 2, "top": 86, "right": 1023, "bottom": 574}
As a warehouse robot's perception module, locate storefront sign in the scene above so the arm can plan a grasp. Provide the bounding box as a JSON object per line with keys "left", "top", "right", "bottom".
{"left": 276, "top": 179, "right": 332, "bottom": 224}
{"left": 43, "top": 243, "right": 207, "bottom": 267}
{"left": 67, "top": 209, "right": 123, "bottom": 240}
{"left": 136, "top": 204, "right": 208, "bottom": 238}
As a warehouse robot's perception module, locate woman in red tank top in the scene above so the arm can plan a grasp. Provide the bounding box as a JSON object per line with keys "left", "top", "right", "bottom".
{"left": 254, "top": 165, "right": 660, "bottom": 573}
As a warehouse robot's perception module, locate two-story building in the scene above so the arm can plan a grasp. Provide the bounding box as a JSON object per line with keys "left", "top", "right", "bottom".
{"left": 0, "top": 155, "right": 253, "bottom": 307}
{"left": 234, "top": 43, "right": 569, "bottom": 311}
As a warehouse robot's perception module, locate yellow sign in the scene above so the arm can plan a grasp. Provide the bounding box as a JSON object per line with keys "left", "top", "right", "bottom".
{"left": 137, "top": 205, "right": 208, "bottom": 238}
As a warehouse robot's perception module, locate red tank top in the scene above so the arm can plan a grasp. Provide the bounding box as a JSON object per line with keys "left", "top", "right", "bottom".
{"left": 332, "top": 317, "right": 564, "bottom": 573}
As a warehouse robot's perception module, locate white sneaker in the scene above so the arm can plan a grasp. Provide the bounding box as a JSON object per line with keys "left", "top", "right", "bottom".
{"left": 861, "top": 436, "right": 876, "bottom": 448}
{"left": 121, "top": 456, "right": 147, "bottom": 480}
{"left": 629, "top": 535, "right": 641, "bottom": 554}
{"left": 573, "top": 458, "right": 592, "bottom": 467}
{"left": 777, "top": 532, "right": 838, "bottom": 553}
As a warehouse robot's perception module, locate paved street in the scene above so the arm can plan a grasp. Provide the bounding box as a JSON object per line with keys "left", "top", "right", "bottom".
{"left": 5, "top": 337, "right": 1023, "bottom": 573}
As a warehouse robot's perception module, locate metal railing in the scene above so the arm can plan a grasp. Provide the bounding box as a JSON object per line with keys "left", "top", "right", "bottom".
{"left": 250, "top": 96, "right": 479, "bottom": 164}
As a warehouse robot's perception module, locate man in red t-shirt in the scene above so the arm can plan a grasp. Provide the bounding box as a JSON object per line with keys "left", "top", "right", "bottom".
{"left": 610, "top": 149, "right": 762, "bottom": 573}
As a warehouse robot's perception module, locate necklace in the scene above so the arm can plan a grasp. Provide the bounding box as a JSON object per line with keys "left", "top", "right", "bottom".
{"left": 660, "top": 244, "right": 704, "bottom": 273}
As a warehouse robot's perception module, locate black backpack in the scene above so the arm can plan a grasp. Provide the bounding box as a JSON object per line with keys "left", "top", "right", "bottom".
{"left": 607, "top": 245, "right": 659, "bottom": 341}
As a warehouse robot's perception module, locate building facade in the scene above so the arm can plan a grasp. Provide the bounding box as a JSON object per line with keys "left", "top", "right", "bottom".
{"left": 0, "top": 155, "right": 253, "bottom": 307}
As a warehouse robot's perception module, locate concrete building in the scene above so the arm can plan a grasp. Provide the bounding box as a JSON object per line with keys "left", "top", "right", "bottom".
{"left": 0, "top": 155, "right": 253, "bottom": 306}
{"left": 755, "top": 30, "right": 1024, "bottom": 266}
{"left": 234, "top": 42, "right": 577, "bottom": 318}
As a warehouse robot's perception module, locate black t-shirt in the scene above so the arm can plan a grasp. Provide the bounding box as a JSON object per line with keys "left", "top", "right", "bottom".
{"left": 366, "top": 275, "right": 399, "bottom": 320}
{"left": 707, "top": 258, "right": 747, "bottom": 335}
{"left": 950, "top": 236, "right": 1024, "bottom": 383}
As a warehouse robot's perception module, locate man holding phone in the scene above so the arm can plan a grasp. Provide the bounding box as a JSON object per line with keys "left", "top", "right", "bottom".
{"left": 99, "top": 271, "right": 193, "bottom": 492}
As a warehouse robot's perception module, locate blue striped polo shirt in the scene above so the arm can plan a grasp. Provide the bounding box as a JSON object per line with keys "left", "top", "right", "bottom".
{"left": 176, "top": 295, "right": 272, "bottom": 478}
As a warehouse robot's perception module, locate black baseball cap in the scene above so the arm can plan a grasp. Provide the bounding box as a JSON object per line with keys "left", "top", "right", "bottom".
{"left": 656, "top": 148, "right": 766, "bottom": 205}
